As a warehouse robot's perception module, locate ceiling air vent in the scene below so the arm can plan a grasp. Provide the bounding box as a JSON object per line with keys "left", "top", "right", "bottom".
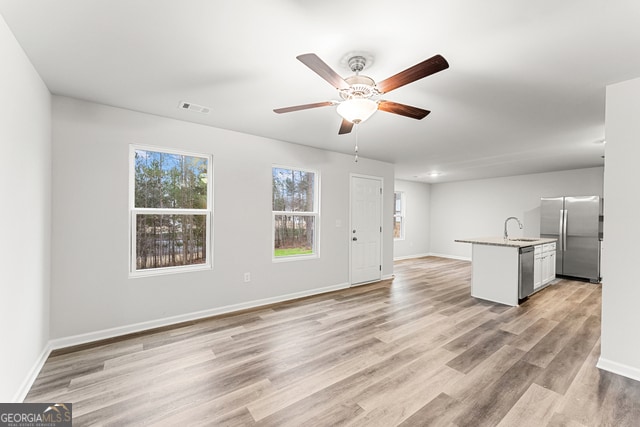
{"left": 178, "top": 101, "right": 211, "bottom": 114}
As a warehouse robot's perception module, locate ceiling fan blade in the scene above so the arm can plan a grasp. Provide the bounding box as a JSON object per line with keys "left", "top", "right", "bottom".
{"left": 376, "top": 54, "right": 449, "bottom": 94}
{"left": 297, "top": 53, "right": 350, "bottom": 90}
{"left": 378, "top": 100, "right": 431, "bottom": 120}
{"left": 274, "top": 101, "right": 335, "bottom": 114}
{"left": 338, "top": 119, "right": 354, "bottom": 135}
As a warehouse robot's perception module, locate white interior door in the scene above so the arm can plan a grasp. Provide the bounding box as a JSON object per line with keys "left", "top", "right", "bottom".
{"left": 350, "top": 175, "right": 382, "bottom": 285}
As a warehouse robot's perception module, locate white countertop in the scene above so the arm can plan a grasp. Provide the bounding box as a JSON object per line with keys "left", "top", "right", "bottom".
{"left": 454, "top": 236, "right": 557, "bottom": 248}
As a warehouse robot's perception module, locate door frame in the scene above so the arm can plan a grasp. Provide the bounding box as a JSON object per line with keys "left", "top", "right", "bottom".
{"left": 349, "top": 173, "right": 384, "bottom": 286}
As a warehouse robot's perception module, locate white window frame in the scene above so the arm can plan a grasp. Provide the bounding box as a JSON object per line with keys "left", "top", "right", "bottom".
{"left": 394, "top": 191, "right": 405, "bottom": 240}
{"left": 272, "top": 165, "right": 320, "bottom": 262}
{"left": 129, "top": 144, "right": 213, "bottom": 277}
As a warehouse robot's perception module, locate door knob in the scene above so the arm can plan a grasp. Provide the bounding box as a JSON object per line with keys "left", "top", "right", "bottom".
{"left": 352, "top": 237, "right": 358, "bottom": 241}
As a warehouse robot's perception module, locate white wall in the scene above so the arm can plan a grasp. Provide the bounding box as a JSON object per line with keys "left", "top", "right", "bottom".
{"left": 50, "top": 96, "right": 394, "bottom": 341}
{"left": 429, "top": 168, "right": 604, "bottom": 259}
{"left": 0, "top": 14, "right": 52, "bottom": 401}
{"left": 599, "top": 77, "right": 640, "bottom": 380}
{"left": 393, "top": 179, "right": 431, "bottom": 259}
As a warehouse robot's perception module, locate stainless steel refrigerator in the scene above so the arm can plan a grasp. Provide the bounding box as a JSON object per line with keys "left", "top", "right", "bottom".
{"left": 540, "top": 196, "right": 603, "bottom": 282}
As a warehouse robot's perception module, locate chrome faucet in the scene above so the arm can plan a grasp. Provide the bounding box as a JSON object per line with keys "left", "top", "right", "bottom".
{"left": 504, "top": 216, "right": 523, "bottom": 240}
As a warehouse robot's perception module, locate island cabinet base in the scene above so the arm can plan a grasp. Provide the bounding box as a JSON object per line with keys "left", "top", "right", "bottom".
{"left": 471, "top": 244, "right": 520, "bottom": 306}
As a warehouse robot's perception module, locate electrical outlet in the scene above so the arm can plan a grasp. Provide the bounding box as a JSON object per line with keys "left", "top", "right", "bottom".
{"left": 244, "top": 272, "right": 251, "bottom": 283}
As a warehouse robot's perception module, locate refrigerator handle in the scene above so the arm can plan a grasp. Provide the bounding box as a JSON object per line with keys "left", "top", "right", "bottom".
{"left": 563, "top": 209, "right": 568, "bottom": 251}
{"left": 559, "top": 209, "right": 564, "bottom": 251}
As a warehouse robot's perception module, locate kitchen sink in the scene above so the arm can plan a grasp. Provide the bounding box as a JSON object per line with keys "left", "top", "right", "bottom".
{"left": 509, "top": 238, "right": 540, "bottom": 242}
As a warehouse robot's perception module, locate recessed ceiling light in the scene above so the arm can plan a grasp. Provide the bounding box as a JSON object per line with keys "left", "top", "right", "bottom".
{"left": 428, "top": 171, "right": 441, "bottom": 178}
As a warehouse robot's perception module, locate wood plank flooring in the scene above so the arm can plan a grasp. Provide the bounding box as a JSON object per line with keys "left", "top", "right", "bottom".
{"left": 26, "top": 257, "right": 640, "bottom": 426}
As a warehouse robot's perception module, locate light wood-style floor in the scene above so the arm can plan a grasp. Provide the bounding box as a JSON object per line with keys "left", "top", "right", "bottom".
{"left": 26, "top": 257, "right": 640, "bottom": 426}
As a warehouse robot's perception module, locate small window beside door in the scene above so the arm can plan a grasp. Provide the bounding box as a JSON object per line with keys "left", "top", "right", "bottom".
{"left": 394, "top": 191, "right": 405, "bottom": 240}
{"left": 272, "top": 166, "right": 319, "bottom": 260}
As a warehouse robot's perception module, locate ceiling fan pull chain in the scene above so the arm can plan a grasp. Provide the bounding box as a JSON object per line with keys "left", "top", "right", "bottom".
{"left": 354, "top": 123, "right": 359, "bottom": 162}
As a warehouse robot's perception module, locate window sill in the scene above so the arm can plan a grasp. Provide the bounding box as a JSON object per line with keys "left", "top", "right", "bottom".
{"left": 129, "top": 263, "right": 212, "bottom": 278}
{"left": 272, "top": 254, "right": 319, "bottom": 263}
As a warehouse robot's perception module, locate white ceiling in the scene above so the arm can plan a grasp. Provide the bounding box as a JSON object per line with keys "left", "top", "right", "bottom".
{"left": 2, "top": 0, "right": 639, "bottom": 182}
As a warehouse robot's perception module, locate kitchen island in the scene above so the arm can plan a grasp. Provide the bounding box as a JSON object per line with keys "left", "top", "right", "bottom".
{"left": 455, "top": 237, "right": 557, "bottom": 306}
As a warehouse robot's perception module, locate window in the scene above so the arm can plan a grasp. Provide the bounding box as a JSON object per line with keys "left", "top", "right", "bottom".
{"left": 394, "top": 191, "right": 405, "bottom": 240}
{"left": 272, "top": 166, "right": 319, "bottom": 259}
{"left": 130, "top": 145, "right": 212, "bottom": 276}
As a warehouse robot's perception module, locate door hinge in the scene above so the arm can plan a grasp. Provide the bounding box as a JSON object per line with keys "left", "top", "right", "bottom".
{"left": 380, "top": 226, "right": 382, "bottom": 232}
{"left": 379, "top": 265, "right": 382, "bottom": 271}
{"left": 380, "top": 188, "right": 382, "bottom": 194}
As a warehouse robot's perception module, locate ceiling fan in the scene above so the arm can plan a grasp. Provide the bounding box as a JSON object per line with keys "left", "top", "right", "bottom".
{"left": 274, "top": 53, "right": 449, "bottom": 134}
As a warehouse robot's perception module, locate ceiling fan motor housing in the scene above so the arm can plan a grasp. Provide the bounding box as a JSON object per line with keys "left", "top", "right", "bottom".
{"left": 340, "top": 75, "right": 378, "bottom": 100}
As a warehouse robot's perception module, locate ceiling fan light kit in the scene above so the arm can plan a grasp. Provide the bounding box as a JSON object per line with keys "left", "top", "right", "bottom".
{"left": 336, "top": 98, "right": 378, "bottom": 124}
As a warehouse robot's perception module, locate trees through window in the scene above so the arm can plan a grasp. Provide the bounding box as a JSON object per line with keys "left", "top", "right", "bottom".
{"left": 130, "top": 146, "right": 212, "bottom": 275}
{"left": 272, "top": 167, "right": 318, "bottom": 259}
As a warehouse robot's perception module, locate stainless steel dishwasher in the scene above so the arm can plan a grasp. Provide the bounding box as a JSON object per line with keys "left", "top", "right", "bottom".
{"left": 518, "top": 246, "right": 535, "bottom": 300}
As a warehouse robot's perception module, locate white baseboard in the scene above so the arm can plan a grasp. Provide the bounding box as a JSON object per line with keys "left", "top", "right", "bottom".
{"left": 393, "top": 252, "right": 472, "bottom": 262}
{"left": 393, "top": 253, "right": 431, "bottom": 261}
{"left": 597, "top": 357, "right": 640, "bottom": 382}
{"left": 427, "top": 252, "right": 472, "bottom": 262}
{"left": 13, "top": 342, "right": 53, "bottom": 402}
{"left": 49, "top": 282, "right": 351, "bottom": 351}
